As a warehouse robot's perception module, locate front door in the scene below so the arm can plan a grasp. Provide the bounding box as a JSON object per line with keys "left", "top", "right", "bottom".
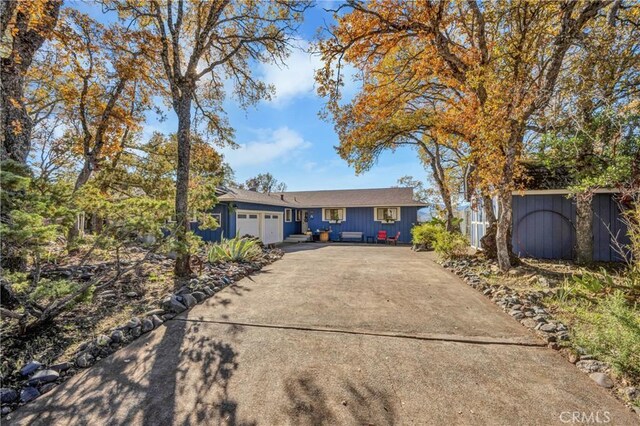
{"left": 301, "top": 210, "right": 309, "bottom": 233}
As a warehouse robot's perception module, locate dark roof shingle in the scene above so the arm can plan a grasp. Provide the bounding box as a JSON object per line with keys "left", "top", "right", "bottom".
{"left": 275, "top": 187, "right": 425, "bottom": 207}
{"left": 218, "top": 187, "right": 426, "bottom": 207}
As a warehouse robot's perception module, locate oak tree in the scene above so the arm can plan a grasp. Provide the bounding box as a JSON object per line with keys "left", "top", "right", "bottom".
{"left": 318, "top": 0, "right": 614, "bottom": 270}
{"left": 1, "top": 0, "right": 62, "bottom": 163}
{"left": 114, "top": 0, "right": 308, "bottom": 277}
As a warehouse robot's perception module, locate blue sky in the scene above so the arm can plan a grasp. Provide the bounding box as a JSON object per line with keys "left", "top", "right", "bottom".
{"left": 81, "top": 2, "right": 428, "bottom": 191}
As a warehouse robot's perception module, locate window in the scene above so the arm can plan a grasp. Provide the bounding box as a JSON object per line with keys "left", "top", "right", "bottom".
{"left": 322, "top": 208, "right": 346, "bottom": 223}
{"left": 212, "top": 213, "right": 222, "bottom": 225}
{"left": 285, "top": 208, "right": 292, "bottom": 222}
{"left": 249, "top": 214, "right": 258, "bottom": 219}
{"left": 375, "top": 207, "right": 400, "bottom": 222}
{"left": 264, "top": 214, "right": 271, "bottom": 219}
{"left": 238, "top": 214, "right": 247, "bottom": 219}
{"left": 295, "top": 209, "right": 302, "bottom": 222}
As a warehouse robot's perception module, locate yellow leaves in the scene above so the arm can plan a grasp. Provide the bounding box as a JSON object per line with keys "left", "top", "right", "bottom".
{"left": 11, "top": 120, "right": 23, "bottom": 135}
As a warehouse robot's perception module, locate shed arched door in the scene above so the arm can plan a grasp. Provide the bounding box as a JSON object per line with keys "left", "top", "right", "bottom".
{"left": 511, "top": 193, "right": 578, "bottom": 260}
{"left": 513, "top": 210, "right": 575, "bottom": 260}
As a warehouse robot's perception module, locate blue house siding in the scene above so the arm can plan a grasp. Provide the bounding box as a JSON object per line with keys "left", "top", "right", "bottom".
{"left": 306, "top": 206, "right": 418, "bottom": 243}
{"left": 190, "top": 203, "right": 229, "bottom": 242}
{"left": 592, "top": 194, "right": 631, "bottom": 262}
{"left": 512, "top": 195, "right": 576, "bottom": 260}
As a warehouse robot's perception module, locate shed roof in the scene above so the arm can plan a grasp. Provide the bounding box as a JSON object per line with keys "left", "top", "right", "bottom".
{"left": 515, "top": 162, "right": 574, "bottom": 190}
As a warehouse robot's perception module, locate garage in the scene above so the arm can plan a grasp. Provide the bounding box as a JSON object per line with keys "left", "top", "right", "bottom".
{"left": 236, "top": 211, "right": 283, "bottom": 245}
{"left": 236, "top": 212, "right": 260, "bottom": 239}
{"left": 263, "top": 213, "right": 281, "bottom": 245}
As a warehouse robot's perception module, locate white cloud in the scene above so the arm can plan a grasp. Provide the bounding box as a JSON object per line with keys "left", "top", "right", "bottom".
{"left": 259, "top": 39, "right": 359, "bottom": 107}
{"left": 222, "top": 126, "right": 311, "bottom": 168}
{"left": 258, "top": 39, "right": 319, "bottom": 106}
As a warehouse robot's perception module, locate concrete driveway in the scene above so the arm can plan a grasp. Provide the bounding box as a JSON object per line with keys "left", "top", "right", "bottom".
{"left": 7, "top": 245, "right": 637, "bottom": 425}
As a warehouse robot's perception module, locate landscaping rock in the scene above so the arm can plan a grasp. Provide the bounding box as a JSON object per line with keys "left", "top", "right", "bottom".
{"left": 509, "top": 311, "right": 524, "bottom": 320}
{"left": 576, "top": 360, "right": 608, "bottom": 374}
{"left": 96, "top": 334, "right": 111, "bottom": 346}
{"left": 163, "top": 295, "right": 186, "bottom": 313}
{"left": 126, "top": 317, "right": 141, "bottom": 329}
{"left": 162, "top": 313, "right": 176, "bottom": 321}
{"left": 520, "top": 318, "right": 538, "bottom": 329}
{"left": 151, "top": 315, "right": 163, "bottom": 328}
{"left": 623, "top": 387, "right": 638, "bottom": 400}
{"left": 181, "top": 293, "right": 197, "bottom": 308}
{"left": 125, "top": 291, "right": 139, "bottom": 297}
{"left": 111, "top": 330, "right": 125, "bottom": 343}
{"left": 589, "top": 372, "right": 614, "bottom": 388}
{"left": 0, "top": 388, "right": 18, "bottom": 404}
{"left": 20, "top": 386, "right": 40, "bottom": 403}
{"left": 191, "top": 291, "right": 206, "bottom": 302}
{"left": 27, "top": 369, "right": 59, "bottom": 386}
{"left": 20, "top": 360, "right": 42, "bottom": 376}
{"left": 141, "top": 318, "right": 154, "bottom": 333}
{"left": 202, "top": 286, "right": 214, "bottom": 296}
{"left": 40, "top": 383, "right": 57, "bottom": 394}
{"left": 143, "top": 308, "right": 165, "bottom": 317}
{"left": 539, "top": 323, "right": 557, "bottom": 333}
{"left": 75, "top": 352, "right": 95, "bottom": 368}
{"left": 130, "top": 326, "right": 142, "bottom": 338}
{"left": 2, "top": 406, "right": 12, "bottom": 416}
{"left": 49, "top": 362, "right": 73, "bottom": 372}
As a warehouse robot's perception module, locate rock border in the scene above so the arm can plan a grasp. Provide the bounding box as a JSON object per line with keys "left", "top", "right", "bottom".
{"left": 0, "top": 249, "right": 284, "bottom": 417}
{"left": 441, "top": 257, "right": 639, "bottom": 415}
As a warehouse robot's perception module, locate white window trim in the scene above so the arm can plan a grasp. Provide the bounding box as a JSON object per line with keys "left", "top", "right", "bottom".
{"left": 284, "top": 208, "right": 292, "bottom": 222}
{"left": 212, "top": 212, "right": 222, "bottom": 225}
{"left": 295, "top": 209, "right": 302, "bottom": 222}
{"left": 374, "top": 207, "right": 401, "bottom": 223}
{"left": 321, "top": 207, "right": 346, "bottom": 223}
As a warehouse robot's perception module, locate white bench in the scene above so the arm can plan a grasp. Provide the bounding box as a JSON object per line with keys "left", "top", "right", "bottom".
{"left": 340, "top": 231, "right": 363, "bottom": 242}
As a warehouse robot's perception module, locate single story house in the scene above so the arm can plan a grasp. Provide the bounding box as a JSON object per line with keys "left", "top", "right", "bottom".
{"left": 191, "top": 187, "right": 426, "bottom": 245}
{"left": 466, "top": 165, "right": 632, "bottom": 262}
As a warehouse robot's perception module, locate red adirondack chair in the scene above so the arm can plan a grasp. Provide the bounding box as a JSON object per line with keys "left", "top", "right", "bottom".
{"left": 387, "top": 232, "right": 401, "bottom": 245}
{"left": 376, "top": 230, "right": 387, "bottom": 243}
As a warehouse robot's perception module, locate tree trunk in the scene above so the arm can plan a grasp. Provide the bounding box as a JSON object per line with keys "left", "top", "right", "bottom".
{"left": 575, "top": 192, "right": 593, "bottom": 264}
{"left": 174, "top": 95, "right": 192, "bottom": 278}
{"left": 422, "top": 143, "right": 457, "bottom": 232}
{"left": 1, "top": 0, "right": 62, "bottom": 164}
{"left": 496, "top": 189, "right": 513, "bottom": 271}
{"left": 0, "top": 68, "right": 32, "bottom": 163}
{"left": 480, "top": 194, "right": 497, "bottom": 258}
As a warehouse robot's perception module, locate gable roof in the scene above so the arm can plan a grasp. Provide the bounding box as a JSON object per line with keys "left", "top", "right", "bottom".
{"left": 275, "top": 187, "right": 426, "bottom": 208}
{"left": 218, "top": 186, "right": 426, "bottom": 208}
{"left": 218, "top": 187, "right": 296, "bottom": 207}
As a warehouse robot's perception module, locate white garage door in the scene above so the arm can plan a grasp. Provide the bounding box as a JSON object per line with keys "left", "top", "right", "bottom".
{"left": 263, "top": 213, "right": 281, "bottom": 245}
{"left": 236, "top": 213, "right": 260, "bottom": 238}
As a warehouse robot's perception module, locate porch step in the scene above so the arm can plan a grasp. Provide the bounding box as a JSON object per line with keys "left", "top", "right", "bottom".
{"left": 284, "top": 234, "right": 311, "bottom": 243}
